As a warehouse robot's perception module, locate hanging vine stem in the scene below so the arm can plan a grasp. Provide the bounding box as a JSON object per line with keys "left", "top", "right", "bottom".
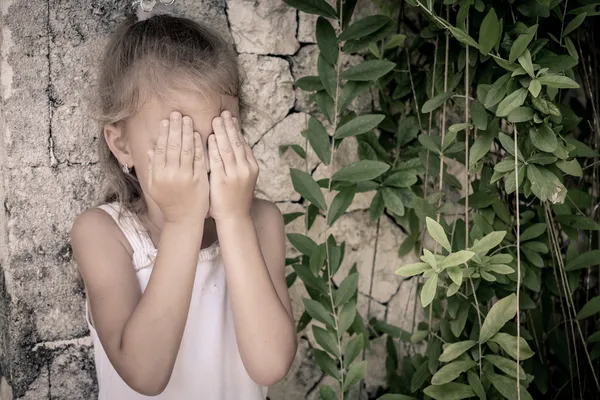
{"left": 544, "top": 203, "right": 600, "bottom": 391}
{"left": 321, "top": 8, "right": 346, "bottom": 399}
{"left": 513, "top": 124, "right": 522, "bottom": 400}
{"left": 545, "top": 203, "right": 600, "bottom": 392}
{"left": 423, "top": 35, "right": 440, "bottom": 199}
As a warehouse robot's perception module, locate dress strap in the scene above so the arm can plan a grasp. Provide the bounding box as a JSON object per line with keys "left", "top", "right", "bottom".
{"left": 96, "top": 203, "right": 155, "bottom": 269}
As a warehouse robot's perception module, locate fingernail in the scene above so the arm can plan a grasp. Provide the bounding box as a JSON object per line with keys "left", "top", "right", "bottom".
{"left": 183, "top": 117, "right": 191, "bottom": 126}
{"left": 161, "top": 120, "right": 169, "bottom": 127}
{"left": 172, "top": 112, "right": 181, "bottom": 120}
{"left": 222, "top": 110, "right": 230, "bottom": 118}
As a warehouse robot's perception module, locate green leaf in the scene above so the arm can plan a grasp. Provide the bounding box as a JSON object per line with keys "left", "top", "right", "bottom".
{"left": 377, "top": 395, "right": 417, "bottom": 400}
{"left": 439, "top": 251, "right": 475, "bottom": 269}
{"left": 479, "top": 8, "right": 499, "bottom": 55}
{"left": 318, "top": 55, "right": 337, "bottom": 98}
{"left": 439, "top": 340, "right": 477, "bottom": 362}
{"left": 554, "top": 214, "right": 600, "bottom": 230}
{"left": 307, "top": 117, "right": 331, "bottom": 165}
{"left": 527, "top": 165, "right": 567, "bottom": 204}
{"left": 280, "top": 144, "right": 306, "bottom": 159}
{"left": 446, "top": 266, "right": 463, "bottom": 286}
{"left": 489, "top": 332, "right": 535, "bottom": 360}
{"left": 423, "top": 382, "right": 475, "bottom": 400}
{"left": 338, "top": 15, "right": 390, "bottom": 41}
{"left": 563, "top": 12, "right": 587, "bottom": 37}
{"left": 319, "top": 385, "right": 337, "bottom": 400}
{"left": 538, "top": 74, "right": 580, "bottom": 89}
{"left": 418, "top": 134, "right": 441, "bottom": 154}
{"left": 529, "top": 79, "right": 542, "bottom": 97}
{"left": 518, "top": 50, "right": 535, "bottom": 77}
{"left": 293, "top": 264, "right": 328, "bottom": 295}
{"left": 426, "top": 217, "right": 452, "bottom": 252}
{"left": 383, "top": 187, "right": 405, "bottom": 216}
{"left": 479, "top": 293, "right": 517, "bottom": 343}
{"left": 343, "top": 361, "right": 366, "bottom": 391}
{"left": 316, "top": 91, "right": 334, "bottom": 122}
{"left": 467, "top": 371, "right": 486, "bottom": 400}
{"left": 496, "top": 88, "right": 528, "bottom": 117}
{"left": 576, "top": 296, "right": 600, "bottom": 319}
{"left": 420, "top": 274, "right": 438, "bottom": 307}
{"left": 431, "top": 360, "right": 477, "bottom": 385}
{"left": 342, "top": 21, "right": 396, "bottom": 53}
{"left": 411, "top": 362, "right": 431, "bottom": 393}
{"left": 290, "top": 168, "right": 327, "bottom": 211}
{"left": 316, "top": 17, "right": 338, "bottom": 65}
{"left": 470, "top": 231, "right": 506, "bottom": 255}
{"left": 565, "top": 36, "right": 579, "bottom": 60}
{"left": 313, "top": 325, "right": 339, "bottom": 357}
{"left": 485, "top": 73, "right": 511, "bottom": 108}
{"left": 396, "top": 262, "right": 431, "bottom": 277}
{"left": 509, "top": 24, "right": 537, "bottom": 63}
{"left": 334, "top": 114, "right": 385, "bottom": 138}
{"left": 487, "top": 373, "right": 533, "bottom": 400}
{"left": 566, "top": 250, "right": 600, "bottom": 271}
{"left": 303, "top": 299, "right": 335, "bottom": 328}
{"left": 588, "top": 331, "right": 600, "bottom": 344}
{"left": 469, "top": 129, "right": 494, "bottom": 166}
{"left": 383, "top": 34, "right": 407, "bottom": 50}
{"left": 471, "top": 100, "right": 489, "bottom": 130}
{"left": 334, "top": 272, "right": 358, "bottom": 306}
{"left": 332, "top": 160, "right": 390, "bottom": 182}
{"left": 422, "top": 92, "right": 455, "bottom": 113}
{"left": 287, "top": 233, "right": 318, "bottom": 255}
{"left": 370, "top": 189, "right": 385, "bottom": 221}
{"left": 519, "top": 223, "right": 546, "bottom": 242}
{"left": 282, "top": 0, "right": 337, "bottom": 18}
{"left": 296, "top": 76, "right": 324, "bottom": 91}
{"left": 338, "top": 300, "right": 356, "bottom": 335}
{"left": 339, "top": 81, "right": 372, "bottom": 110}
{"left": 344, "top": 334, "right": 364, "bottom": 365}
{"left": 314, "top": 349, "right": 340, "bottom": 379}
{"left": 341, "top": 60, "right": 396, "bottom": 81}
{"left": 507, "top": 106, "right": 534, "bottom": 123}
{"left": 448, "top": 25, "right": 479, "bottom": 48}
{"left": 487, "top": 264, "right": 515, "bottom": 274}
{"left": 283, "top": 212, "right": 304, "bottom": 225}
{"left": 328, "top": 188, "right": 355, "bottom": 226}
{"left": 383, "top": 172, "right": 417, "bottom": 188}
{"left": 483, "top": 355, "right": 526, "bottom": 380}
{"left": 556, "top": 159, "right": 583, "bottom": 177}
{"left": 530, "top": 124, "right": 558, "bottom": 152}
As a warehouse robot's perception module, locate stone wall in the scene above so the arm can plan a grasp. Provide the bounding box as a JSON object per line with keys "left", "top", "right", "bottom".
{"left": 0, "top": 0, "right": 420, "bottom": 398}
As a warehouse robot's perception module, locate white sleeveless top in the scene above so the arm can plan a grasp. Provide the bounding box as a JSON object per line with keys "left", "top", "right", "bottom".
{"left": 86, "top": 202, "right": 268, "bottom": 400}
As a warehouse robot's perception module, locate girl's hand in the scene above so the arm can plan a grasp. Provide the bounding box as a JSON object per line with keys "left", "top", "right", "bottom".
{"left": 208, "top": 111, "right": 259, "bottom": 221}
{"left": 147, "top": 111, "right": 210, "bottom": 224}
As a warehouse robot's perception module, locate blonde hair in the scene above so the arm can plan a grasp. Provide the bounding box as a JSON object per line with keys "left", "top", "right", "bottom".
{"left": 88, "top": 14, "right": 242, "bottom": 217}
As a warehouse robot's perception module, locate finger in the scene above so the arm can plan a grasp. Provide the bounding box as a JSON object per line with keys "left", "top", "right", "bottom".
{"left": 208, "top": 134, "right": 224, "bottom": 176}
{"left": 147, "top": 150, "right": 154, "bottom": 192}
{"left": 193, "top": 132, "right": 206, "bottom": 179}
{"left": 154, "top": 119, "right": 169, "bottom": 170}
{"left": 180, "top": 116, "right": 194, "bottom": 174}
{"left": 212, "top": 116, "right": 235, "bottom": 175}
{"left": 166, "top": 111, "right": 182, "bottom": 169}
{"left": 223, "top": 112, "right": 247, "bottom": 163}
{"left": 233, "top": 117, "right": 254, "bottom": 164}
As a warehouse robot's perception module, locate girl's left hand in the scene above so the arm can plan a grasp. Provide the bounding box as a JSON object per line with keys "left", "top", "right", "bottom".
{"left": 208, "top": 111, "right": 259, "bottom": 221}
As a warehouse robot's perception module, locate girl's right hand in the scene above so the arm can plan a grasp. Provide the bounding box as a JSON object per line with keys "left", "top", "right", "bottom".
{"left": 147, "top": 111, "right": 209, "bottom": 224}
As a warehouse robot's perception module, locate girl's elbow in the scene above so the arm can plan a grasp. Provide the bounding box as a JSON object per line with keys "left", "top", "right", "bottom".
{"left": 251, "top": 344, "right": 297, "bottom": 386}
{"left": 121, "top": 368, "right": 170, "bottom": 396}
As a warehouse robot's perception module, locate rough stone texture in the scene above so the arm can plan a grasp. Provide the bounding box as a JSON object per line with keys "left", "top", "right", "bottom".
{"left": 0, "top": 0, "right": 418, "bottom": 399}
{"left": 227, "top": 0, "right": 299, "bottom": 55}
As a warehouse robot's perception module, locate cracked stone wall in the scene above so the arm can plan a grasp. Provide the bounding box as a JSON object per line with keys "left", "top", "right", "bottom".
{"left": 0, "top": 0, "right": 420, "bottom": 398}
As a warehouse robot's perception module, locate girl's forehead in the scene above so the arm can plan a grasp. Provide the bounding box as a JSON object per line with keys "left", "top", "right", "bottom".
{"left": 141, "top": 91, "right": 237, "bottom": 117}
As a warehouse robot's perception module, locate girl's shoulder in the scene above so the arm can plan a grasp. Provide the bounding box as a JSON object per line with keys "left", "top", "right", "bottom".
{"left": 250, "top": 198, "right": 284, "bottom": 228}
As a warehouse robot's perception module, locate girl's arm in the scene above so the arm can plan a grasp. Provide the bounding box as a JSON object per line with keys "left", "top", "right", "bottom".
{"left": 72, "top": 112, "right": 210, "bottom": 395}
{"left": 207, "top": 111, "right": 297, "bottom": 386}
{"left": 72, "top": 213, "right": 204, "bottom": 395}
{"left": 216, "top": 199, "right": 297, "bottom": 386}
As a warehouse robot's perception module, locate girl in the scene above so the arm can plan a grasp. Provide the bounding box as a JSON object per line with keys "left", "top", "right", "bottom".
{"left": 70, "top": 14, "right": 297, "bottom": 399}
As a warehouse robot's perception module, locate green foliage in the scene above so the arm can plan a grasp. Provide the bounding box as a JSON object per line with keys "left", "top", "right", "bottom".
{"left": 283, "top": 0, "right": 600, "bottom": 398}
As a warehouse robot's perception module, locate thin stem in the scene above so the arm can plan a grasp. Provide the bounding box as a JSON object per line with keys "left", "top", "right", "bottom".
{"left": 464, "top": 14, "right": 470, "bottom": 249}
{"left": 469, "top": 278, "right": 482, "bottom": 377}
{"left": 559, "top": 0, "right": 570, "bottom": 46}
{"left": 322, "top": 10, "right": 345, "bottom": 399}
{"left": 513, "top": 124, "right": 521, "bottom": 400}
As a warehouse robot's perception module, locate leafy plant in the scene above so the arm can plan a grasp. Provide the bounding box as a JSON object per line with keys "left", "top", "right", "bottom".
{"left": 282, "top": 0, "right": 600, "bottom": 398}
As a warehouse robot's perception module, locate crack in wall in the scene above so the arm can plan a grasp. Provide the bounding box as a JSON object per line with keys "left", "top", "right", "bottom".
{"left": 46, "top": 0, "right": 58, "bottom": 167}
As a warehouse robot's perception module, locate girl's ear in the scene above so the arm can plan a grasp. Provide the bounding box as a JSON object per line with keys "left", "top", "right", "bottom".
{"left": 104, "top": 123, "right": 133, "bottom": 168}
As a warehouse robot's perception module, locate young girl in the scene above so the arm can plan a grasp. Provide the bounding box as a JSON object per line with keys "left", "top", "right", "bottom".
{"left": 70, "top": 14, "right": 297, "bottom": 399}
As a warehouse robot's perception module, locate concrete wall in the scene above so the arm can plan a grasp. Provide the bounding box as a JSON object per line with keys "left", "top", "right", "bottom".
{"left": 0, "top": 0, "right": 420, "bottom": 398}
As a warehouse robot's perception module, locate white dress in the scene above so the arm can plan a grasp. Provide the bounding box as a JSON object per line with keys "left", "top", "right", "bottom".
{"left": 86, "top": 201, "right": 268, "bottom": 400}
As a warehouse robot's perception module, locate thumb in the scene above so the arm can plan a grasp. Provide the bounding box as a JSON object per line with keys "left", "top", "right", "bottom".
{"left": 147, "top": 150, "right": 154, "bottom": 192}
